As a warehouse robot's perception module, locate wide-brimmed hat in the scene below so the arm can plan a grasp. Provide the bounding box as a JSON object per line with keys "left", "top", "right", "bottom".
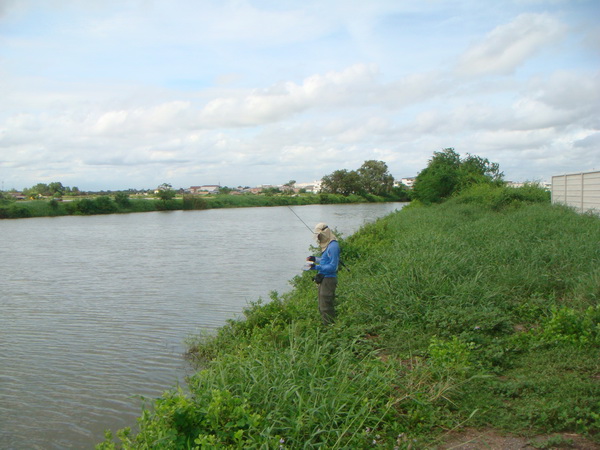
{"left": 314, "top": 222, "right": 337, "bottom": 250}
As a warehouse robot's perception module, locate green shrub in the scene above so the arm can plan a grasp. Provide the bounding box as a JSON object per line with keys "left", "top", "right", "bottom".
{"left": 528, "top": 306, "right": 600, "bottom": 346}
{"left": 155, "top": 199, "right": 181, "bottom": 211}
{"left": 114, "top": 192, "right": 131, "bottom": 208}
{"left": 74, "top": 196, "right": 118, "bottom": 214}
{"left": 97, "top": 388, "right": 263, "bottom": 449}
{"left": 93, "top": 196, "right": 118, "bottom": 213}
{"left": 183, "top": 196, "right": 208, "bottom": 210}
{"left": 7, "top": 204, "right": 33, "bottom": 218}
{"left": 452, "top": 183, "right": 550, "bottom": 210}
{"left": 127, "top": 199, "right": 161, "bottom": 213}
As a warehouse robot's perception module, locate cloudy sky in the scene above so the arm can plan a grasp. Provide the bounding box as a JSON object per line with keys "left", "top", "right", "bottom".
{"left": 1, "top": 0, "right": 598, "bottom": 191}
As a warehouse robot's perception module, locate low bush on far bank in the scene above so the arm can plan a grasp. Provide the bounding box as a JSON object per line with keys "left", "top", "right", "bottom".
{"left": 98, "top": 185, "right": 600, "bottom": 449}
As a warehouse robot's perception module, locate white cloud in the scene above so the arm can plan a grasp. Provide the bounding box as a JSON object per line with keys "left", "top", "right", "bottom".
{"left": 198, "top": 64, "right": 380, "bottom": 127}
{"left": 456, "top": 13, "right": 567, "bottom": 76}
{"left": 92, "top": 101, "right": 195, "bottom": 135}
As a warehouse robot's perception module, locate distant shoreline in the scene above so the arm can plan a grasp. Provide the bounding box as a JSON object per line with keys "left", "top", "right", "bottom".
{"left": 0, "top": 192, "right": 408, "bottom": 220}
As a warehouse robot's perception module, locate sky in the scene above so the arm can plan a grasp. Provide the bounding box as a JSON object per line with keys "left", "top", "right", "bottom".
{"left": 0, "top": 0, "right": 599, "bottom": 191}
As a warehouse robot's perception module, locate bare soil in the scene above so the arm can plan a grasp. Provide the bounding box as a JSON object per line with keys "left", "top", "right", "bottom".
{"left": 435, "top": 428, "right": 599, "bottom": 449}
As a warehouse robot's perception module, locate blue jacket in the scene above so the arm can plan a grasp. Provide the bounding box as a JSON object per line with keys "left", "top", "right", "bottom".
{"left": 316, "top": 240, "right": 340, "bottom": 278}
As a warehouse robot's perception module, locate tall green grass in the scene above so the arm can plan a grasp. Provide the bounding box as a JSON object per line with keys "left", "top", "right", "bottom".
{"left": 98, "top": 185, "right": 600, "bottom": 448}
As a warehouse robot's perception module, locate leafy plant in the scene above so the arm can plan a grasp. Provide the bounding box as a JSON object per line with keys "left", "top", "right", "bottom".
{"left": 533, "top": 306, "right": 600, "bottom": 346}
{"left": 428, "top": 336, "right": 475, "bottom": 377}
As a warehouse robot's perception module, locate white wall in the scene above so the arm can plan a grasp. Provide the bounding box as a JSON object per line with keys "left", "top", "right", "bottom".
{"left": 551, "top": 171, "right": 600, "bottom": 214}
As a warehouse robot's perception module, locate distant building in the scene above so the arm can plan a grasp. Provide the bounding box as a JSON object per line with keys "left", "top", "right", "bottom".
{"left": 398, "top": 178, "right": 416, "bottom": 189}
{"left": 295, "top": 181, "right": 322, "bottom": 193}
{"left": 187, "top": 185, "right": 221, "bottom": 195}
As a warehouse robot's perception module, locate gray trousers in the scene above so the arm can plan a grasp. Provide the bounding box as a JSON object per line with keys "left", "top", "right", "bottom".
{"left": 318, "top": 277, "right": 337, "bottom": 325}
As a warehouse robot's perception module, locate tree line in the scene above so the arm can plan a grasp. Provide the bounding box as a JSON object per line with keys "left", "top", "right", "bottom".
{"left": 22, "top": 182, "right": 80, "bottom": 198}
{"left": 320, "top": 149, "right": 505, "bottom": 204}
{"left": 4, "top": 148, "right": 509, "bottom": 208}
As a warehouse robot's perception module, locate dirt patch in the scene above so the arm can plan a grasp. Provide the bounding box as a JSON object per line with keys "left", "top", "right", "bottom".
{"left": 435, "top": 428, "right": 599, "bottom": 449}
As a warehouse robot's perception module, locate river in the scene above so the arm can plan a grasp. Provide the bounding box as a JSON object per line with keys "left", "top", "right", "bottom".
{"left": 0, "top": 202, "right": 405, "bottom": 449}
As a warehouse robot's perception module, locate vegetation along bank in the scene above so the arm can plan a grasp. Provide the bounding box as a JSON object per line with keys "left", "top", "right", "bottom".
{"left": 97, "top": 183, "right": 600, "bottom": 449}
{"left": 0, "top": 159, "right": 410, "bottom": 219}
{"left": 0, "top": 191, "right": 408, "bottom": 220}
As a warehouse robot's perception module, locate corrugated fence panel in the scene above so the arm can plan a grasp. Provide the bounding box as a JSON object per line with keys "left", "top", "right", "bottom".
{"left": 552, "top": 170, "right": 600, "bottom": 214}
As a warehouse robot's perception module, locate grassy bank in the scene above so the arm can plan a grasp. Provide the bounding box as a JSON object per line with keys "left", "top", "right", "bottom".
{"left": 0, "top": 192, "right": 393, "bottom": 219}
{"left": 98, "top": 185, "right": 600, "bottom": 449}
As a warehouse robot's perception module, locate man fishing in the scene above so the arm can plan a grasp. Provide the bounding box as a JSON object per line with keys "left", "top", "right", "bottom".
{"left": 306, "top": 223, "right": 340, "bottom": 325}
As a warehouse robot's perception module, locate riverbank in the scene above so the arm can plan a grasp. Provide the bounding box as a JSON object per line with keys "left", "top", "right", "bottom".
{"left": 98, "top": 185, "right": 600, "bottom": 449}
{"left": 0, "top": 192, "right": 402, "bottom": 219}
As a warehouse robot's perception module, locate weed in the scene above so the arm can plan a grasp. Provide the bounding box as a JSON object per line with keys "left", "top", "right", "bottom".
{"left": 428, "top": 336, "right": 475, "bottom": 377}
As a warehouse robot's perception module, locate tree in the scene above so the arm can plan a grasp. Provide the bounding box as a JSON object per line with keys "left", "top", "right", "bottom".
{"left": 321, "top": 160, "right": 395, "bottom": 196}
{"left": 0, "top": 190, "right": 15, "bottom": 205}
{"left": 357, "top": 160, "right": 395, "bottom": 196}
{"left": 22, "top": 181, "right": 76, "bottom": 198}
{"left": 283, "top": 180, "right": 296, "bottom": 194}
{"left": 413, "top": 148, "right": 503, "bottom": 203}
{"left": 23, "top": 183, "right": 50, "bottom": 198}
{"left": 156, "top": 183, "right": 176, "bottom": 202}
{"left": 321, "top": 169, "right": 362, "bottom": 195}
{"left": 413, "top": 148, "right": 461, "bottom": 203}
{"left": 391, "top": 184, "right": 412, "bottom": 202}
{"left": 458, "top": 154, "right": 503, "bottom": 190}
{"left": 261, "top": 186, "right": 281, "bottom": 195}
{"left": 48, "top": 182, "right": 65, "bottom": 197}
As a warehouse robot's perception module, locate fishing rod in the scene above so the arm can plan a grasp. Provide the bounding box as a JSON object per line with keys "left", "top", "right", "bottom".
{"left": 287, "top": 206, "right": 350, "bottom": 272}
{"left": 286, "top": 205, "right": 315, "bottom": 234}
